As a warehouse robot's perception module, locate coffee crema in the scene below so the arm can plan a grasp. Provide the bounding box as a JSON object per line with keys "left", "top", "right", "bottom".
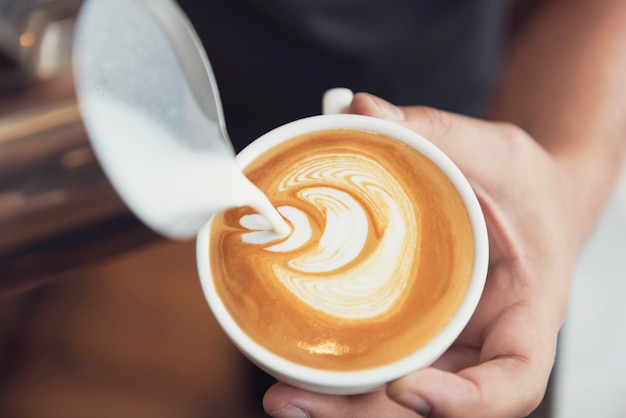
{"left": 208, "top": 128, "right": 474, "bottom": 371}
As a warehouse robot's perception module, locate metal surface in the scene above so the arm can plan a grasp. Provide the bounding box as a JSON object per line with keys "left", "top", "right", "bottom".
{"left": 0, "top": 0, "right": 160, "bottom": 295}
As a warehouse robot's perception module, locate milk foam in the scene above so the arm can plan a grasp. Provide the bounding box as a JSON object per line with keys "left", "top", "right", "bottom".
{"left": 237, "top": 152, "right": 419, "bottom": 320}
{"left": 79, "top": 96, "right": 289, "bottom": 237}
{"left": 242, "top": 206, "right": 312, "bottom": 251}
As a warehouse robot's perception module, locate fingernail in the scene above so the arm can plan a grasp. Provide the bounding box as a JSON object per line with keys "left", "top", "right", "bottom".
{"left": 369, "top": 95, "right": 405, "bottom": 121}
{"left": 396, "top": 393, "right": 432, "bottom": 417}
{"left": 269, "top": 403, "right": 310, "bottom": 418}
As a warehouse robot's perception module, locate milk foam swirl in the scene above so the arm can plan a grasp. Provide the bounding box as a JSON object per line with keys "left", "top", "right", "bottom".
{"left": 240, "top": 152, "right": 419, "bottom": 320}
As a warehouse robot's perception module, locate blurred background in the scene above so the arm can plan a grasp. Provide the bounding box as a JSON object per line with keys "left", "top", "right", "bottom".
{"left": 0, "top": 1, "right": 624, "bottom": 417}
{"left": 0, "top": 1, "right": 268, "bottom": 416}
{"left": 552, "top": 163, "right": 626, "bottom": 418}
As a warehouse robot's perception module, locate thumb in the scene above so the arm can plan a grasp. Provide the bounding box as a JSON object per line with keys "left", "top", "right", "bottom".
{"left": 348, "top": 92, "right": 407, "bottom": 122}
{"left": 348, "top": 92, "right": 512, "bottom": 183}
{"left": 348, "top": 92, "right": 481, "bottom": 145}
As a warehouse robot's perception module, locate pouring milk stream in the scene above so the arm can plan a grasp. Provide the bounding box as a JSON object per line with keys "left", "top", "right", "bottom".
{"left": 73, "top": 0, "right": 290, "bottom": 239}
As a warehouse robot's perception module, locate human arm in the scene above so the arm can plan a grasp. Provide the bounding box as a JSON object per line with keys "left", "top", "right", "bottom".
{"left": 492, "top": 0, "right": 626, "bottom": 245}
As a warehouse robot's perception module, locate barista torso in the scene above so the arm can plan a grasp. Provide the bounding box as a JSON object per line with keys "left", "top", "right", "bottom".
{"left": 178, "top": 0, "right": 508, "bottom": 149}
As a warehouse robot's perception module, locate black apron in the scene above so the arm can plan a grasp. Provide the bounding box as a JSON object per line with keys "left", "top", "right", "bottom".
{"left": 177, "top": 0, "right": 508, "bottom": 151}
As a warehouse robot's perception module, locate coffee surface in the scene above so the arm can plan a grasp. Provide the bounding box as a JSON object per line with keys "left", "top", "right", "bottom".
{"left": 208, "top": 128, "right": 474, "bottom": 370}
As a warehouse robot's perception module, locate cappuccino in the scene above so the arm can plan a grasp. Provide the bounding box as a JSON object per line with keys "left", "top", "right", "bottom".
{"left": 207, "top": 128, "right": 474, "bottom": 371}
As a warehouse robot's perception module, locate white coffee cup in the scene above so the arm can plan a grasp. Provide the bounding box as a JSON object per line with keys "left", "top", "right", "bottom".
{"left": 196, "top": 91, "right": 488, "bottom": 395}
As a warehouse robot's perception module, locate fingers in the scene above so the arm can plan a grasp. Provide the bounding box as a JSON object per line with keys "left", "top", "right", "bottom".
{"left": 388, "top": 360, "right": 544, "bottom": 418}
{"left": 264, "top": 383, "right": 421, "bottom": 418}
{"left": 349, "top": 92, "right": 407, "bottom": 121}
{"left": 348, "top": 92, "right": 544, "bottom": 214}
{"left": 348, "top": 93, "right": 497, "bottom": 179}
{"left": 387, "top": 302, "right": 557, "bottom": 418}
{"left": 428, "top": 343, "right": 481, "bottom": 373}
{"left": 349, "top": 92, "right": 479, "bottom": 144}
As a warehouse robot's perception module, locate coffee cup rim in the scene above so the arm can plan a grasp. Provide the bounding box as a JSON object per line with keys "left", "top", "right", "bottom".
{"left": 196, "top": 114, "right": 488, "bottom": 394}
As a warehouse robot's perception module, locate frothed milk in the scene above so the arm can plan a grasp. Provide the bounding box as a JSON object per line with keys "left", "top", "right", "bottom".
{"left": 208, "top": 128, "right": 475, "bottom": 371}
{"left": 80, "top": 96, "right": 288, "bottom": 238}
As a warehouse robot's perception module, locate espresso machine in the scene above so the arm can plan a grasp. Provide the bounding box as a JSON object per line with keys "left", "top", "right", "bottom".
{"left": 0, "top": 0, "right": 161, "bottom": 295}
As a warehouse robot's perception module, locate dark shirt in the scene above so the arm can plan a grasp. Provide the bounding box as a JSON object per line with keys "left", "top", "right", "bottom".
{"left": 177, "top": 0, "right": 508, "bottom": 151}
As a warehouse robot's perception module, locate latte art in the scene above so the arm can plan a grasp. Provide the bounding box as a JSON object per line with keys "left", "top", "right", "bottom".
{"left": 238, "top": 151, "right": 419, "bottom": 320}
{"left": 209, "top": 128, "right": 475, "bottom": 370}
